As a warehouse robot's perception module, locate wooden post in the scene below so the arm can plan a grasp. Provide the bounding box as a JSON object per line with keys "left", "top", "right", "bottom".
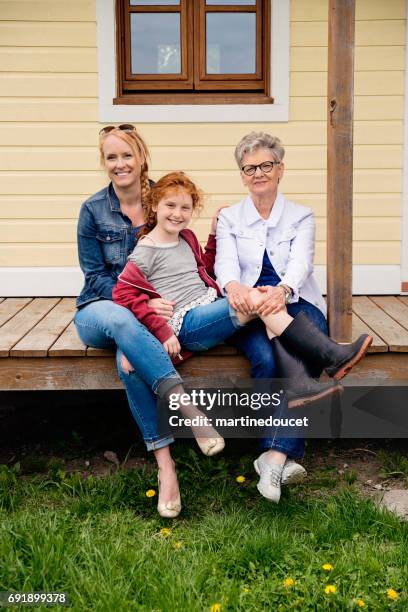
{"left": 327, "top": 0, "right": 355, "bottom": 341}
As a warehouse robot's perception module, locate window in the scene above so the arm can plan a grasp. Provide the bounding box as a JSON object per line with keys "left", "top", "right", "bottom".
{"left": 115, "top": 0, "right": 272, "bottom": 104}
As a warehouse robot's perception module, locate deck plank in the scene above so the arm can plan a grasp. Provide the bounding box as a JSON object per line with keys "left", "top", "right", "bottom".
{"left": 49, "top": 320, "right": 87, "bottom": 357}
{"left": 351, "top": 313, "right": 387, "bottom": 353}
{"left": 11, "top": 298, "right": 76, "bottom": 357}
{"left": 352, "top": 296, "right": 408, "bottom": 352}
{"left": 397, "top": 296, "right": 408, "bottom": 308}
{"left": 0, "top": 297, "right": 33, "bottom": 328}
{"left": 0, "top": 298, "right": 61, "bottom": 357}
{"left": 370, "top": 296, "right": 408, "bottom": 333}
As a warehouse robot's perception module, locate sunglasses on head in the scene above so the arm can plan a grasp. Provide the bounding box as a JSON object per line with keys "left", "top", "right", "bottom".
{"left": 99, "top": 124, "right": 136, "bottom": 136}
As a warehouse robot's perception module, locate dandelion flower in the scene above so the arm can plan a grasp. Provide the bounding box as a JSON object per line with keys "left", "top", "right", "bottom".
{"left": 387, "top": 589, "right": 399, "bottom": 601}
{"left": 174, "top": 541, "right": 183, "bottom": 549}
{"left": 145, "top": 489, "right": 156, "bottom": 498}
{"left": 242, "top": 586, "right": 250, "bottom": 593}
{"left": 322, "top": 563, "right": 334, "bottom": 571}
{"left": 210, "top": 604, "right": 221, "bottom": 612}
{"left": 324, "top": 585, "right": 336, "bottom": 595}
{"left": 160, "top": 527, "right": 171, "bottom": 537}
{"left": 236, "top": 475, "right": 246, "bottom": 483}
{"left": 283, "top": 577, "right": 295, "bottom": 588}
{"left": 355, "top": 599, "right": 366, "bottom": 608}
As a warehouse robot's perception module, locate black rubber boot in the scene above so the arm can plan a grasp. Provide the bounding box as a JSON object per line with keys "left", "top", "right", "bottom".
{"left": 279, "top": 312, "right": 373, "bottom": 380}
{"left": 271, "top": 338, "right": 342, "bottom": 409}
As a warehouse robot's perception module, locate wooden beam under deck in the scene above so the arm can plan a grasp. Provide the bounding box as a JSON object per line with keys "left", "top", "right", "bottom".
{"left": 1, "top": 297, "right": 408, "bottom": 391}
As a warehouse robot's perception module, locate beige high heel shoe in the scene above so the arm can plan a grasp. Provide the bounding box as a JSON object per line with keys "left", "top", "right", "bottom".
{"left": 195, "top": 436, "right": 225, "bottom": 457}
{"left": 157, "top": 475, "right": 181, "bottom": 518}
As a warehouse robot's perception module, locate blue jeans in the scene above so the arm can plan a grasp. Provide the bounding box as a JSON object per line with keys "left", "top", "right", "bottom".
{"left": 229, "top": 298, "right": 328, "bottom": 459}
{"left": 178, "top": 297, "right": 241, "bottom": 350}
{"left": 74, "top": 299, "right": 241, "bottom": 450}
{"left": 74, "top": 300, "right": 182, "bottom": 451}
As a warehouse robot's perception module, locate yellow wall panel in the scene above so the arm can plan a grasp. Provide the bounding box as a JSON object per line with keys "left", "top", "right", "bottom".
{"left": 0, "top": 0, "right": 95, "bottom": 21}
{"left": 292, "top": 0, "right": 405, "bottom": 22}
{"left": 354, "top": 122, "right": 403, "bottom": 145}
{"left": 290, "top": 96, "right": 404, "bottom": 121}
{"left": 0, "top": 22, "right": 96, "bottom": 47}
{"left": 314, "top": 242, "right": 401, "bottom": 265}
{"left": 0, "top": 48, "right": 97, "bottom": 73}
{"left": 0, "top": 148, "right": 99, "bottom": 171}
{"left": 0, "top": 74, "right": 97, "bottom": 97}
{"left": 0, "top": 244, "right": 78, "bottom": 267}
{"left": 0, "top": 101, "right": 98, "bottom": 122}
{"left": 291, "top": 21, "right": 405, "bottom": 47}
{"left": 0, "top": 122, "right": 99, "bottom": 145}
{"left": 0, "top": 220, "right": 77, "bottom": 243}
{"left": 291, "top": 46, "right": 405, "bottom": 72}
{"left": 291, "top": 71, "right": 404, "bottom": 97}
{"left": 0, "top": 172, "right": 105, "bottom": 195}
{"left": 285, "top": 194, "right": 401, "bottom": 218}
{"left": 315, "top": 218, "right": 401, "bottom": 241}
{"left": 0, "top": 196, "right": 83, "bottom": 219}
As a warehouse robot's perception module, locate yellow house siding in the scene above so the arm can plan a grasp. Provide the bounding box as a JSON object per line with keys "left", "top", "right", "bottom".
{"left": 0, "top": 0, "right": 405, "bottom": 271}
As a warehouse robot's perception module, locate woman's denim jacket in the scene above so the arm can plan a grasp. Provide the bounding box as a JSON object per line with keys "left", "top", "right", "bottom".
{"left": 76, "top": 183, "right": 141, "bottom": 308}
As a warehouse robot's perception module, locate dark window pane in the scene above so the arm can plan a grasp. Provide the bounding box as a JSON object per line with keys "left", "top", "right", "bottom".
{"left": 130, "top": 1, "right": 180, "bottom": 5}
{"left": 206, "top": 13, "right": 256, "bottom": 74}
{"left": 130, "top": 13, "right": 181, "bottom": 74}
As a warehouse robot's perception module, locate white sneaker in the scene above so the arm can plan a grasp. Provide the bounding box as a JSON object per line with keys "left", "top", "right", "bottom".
{"left": 281, "top": 460, "right": 307, "bottom": 485}
{"left": 253, "top": 452, "right": 283, "bottom": 503}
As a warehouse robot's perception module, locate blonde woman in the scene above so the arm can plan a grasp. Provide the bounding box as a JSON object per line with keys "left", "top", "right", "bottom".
{"left": 75, "top": 125, "right": 222, "bottom": 518}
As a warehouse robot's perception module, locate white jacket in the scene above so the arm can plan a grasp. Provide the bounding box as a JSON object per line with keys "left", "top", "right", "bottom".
{"left": 214, "top": 192, "right": 326, "bottom": 316}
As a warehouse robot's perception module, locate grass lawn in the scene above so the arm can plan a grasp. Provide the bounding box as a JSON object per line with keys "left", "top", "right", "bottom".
{"left": 0, "top": 444, "right": 407, "bottom": 612}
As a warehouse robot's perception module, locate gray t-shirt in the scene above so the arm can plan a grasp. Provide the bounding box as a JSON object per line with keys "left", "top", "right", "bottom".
{"left": 129, "top": 237, "right": 208, "bottom": 311}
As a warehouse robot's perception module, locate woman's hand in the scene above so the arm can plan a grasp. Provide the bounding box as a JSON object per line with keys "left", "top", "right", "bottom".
{"left": 225, "top": 281, "right": 254, "bottom": 315}
{"left": 148, "top": 298, "right": 175, "bottom": 321}
{"left": 163, "top": 334, "right": 181, "bottom": 359}
{"left": 256, "top": 285, "right": 286, "bottom": 316}
{"left": 209, "top": 206, "right": 229, "bottom": 235}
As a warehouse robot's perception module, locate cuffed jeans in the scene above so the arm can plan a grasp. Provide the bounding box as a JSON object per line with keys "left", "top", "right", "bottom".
{"left": 75, "top": 300, "right": 181, "bottom": 451}
{"left": 229, "top": 298, "right": 328, "bottom": 459}
{"left": 74, "top": 298, "right": 242, "bottom": 451}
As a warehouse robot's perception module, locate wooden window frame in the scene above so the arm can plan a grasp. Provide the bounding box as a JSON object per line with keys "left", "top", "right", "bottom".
{"left": 115, "top": 0, "right": 272, "bottom": 105}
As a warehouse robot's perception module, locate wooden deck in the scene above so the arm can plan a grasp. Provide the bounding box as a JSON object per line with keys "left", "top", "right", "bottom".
{"left": 1, "top": 296, "right": 408, "bottom": 391}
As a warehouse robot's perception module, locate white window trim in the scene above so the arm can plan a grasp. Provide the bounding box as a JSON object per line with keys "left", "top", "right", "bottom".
{"left": 96, "top": 0, "right": 289, "bottom": 123}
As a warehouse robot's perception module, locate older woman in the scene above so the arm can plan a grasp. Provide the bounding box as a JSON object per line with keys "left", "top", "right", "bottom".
{"left": 215, "top": 131, "right": 370, "bottom": 503}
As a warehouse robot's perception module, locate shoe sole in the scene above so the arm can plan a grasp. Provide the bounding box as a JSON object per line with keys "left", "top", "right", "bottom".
{"left": 253, "top": 461, "right": 280, "bottom": 502}
{"left": 288, "top": 383, "right": 343, "bottom": 409}
{"left": 254, "top": 459, "right": 306, "bottom": 486}
{"left": 332, "top": 336, "right": 373, "bottom": 381}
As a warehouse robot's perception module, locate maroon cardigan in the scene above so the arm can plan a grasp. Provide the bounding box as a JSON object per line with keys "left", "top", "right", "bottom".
{"left": 112, "top": 230, "right": 220, "bottom": 362}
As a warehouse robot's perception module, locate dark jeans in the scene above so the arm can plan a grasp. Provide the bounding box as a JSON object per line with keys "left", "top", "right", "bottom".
{"left": 229, "top": 298, "right": 328, "bottom": 459}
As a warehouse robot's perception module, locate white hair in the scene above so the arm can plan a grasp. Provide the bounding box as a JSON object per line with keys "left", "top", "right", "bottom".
{"left": 234, "top": 132, "right": 285, "bottom": 167}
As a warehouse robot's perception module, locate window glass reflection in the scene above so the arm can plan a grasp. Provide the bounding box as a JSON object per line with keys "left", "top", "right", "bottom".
{"left": 131, "top": 13, "right": 181, "bottom": 74}
{"left": 206, "top": 13, "right": 256, "bottom": 74}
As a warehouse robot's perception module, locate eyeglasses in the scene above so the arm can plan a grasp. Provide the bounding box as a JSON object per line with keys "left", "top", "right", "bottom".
{"left": 241, "top": 161, "right": 281, "bottom": 176}
{"left": 99, "top": 124, "right": 136, "bottom": 136}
